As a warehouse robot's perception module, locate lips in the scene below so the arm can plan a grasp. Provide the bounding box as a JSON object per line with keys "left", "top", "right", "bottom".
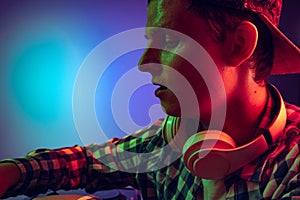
{"left": 157, "top": 85, "right": 168, "bottom": 90}
{"left": 153, "top": 82, "right": 167, "bottom": 90}
{"left": 153, "top": 82, "right": 168, "bottom": 97}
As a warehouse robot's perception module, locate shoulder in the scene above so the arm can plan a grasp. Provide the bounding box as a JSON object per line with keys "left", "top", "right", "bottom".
{"left": 283, "top": 102, "right": 300, "bottom": 146}
{"left": 285, "top": 102, "right": 300, "bottom": 126}
{"left": 256, "top": 103, "right": 300, "bottom": 199}
{"left": 104, "top": 118, "right": 165, "bottom": 153}
{"left": 120, "top": 118, "right": 165, "bottom": 142}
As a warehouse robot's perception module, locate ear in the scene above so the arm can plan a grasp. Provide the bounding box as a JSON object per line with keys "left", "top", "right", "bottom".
{"left": 224, "top": 21, "right": 258, "bottom": 67}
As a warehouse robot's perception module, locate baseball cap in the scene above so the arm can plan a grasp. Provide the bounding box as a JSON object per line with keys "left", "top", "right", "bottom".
{"left": 196, "top": 0, "right": 300, "bottom": 74}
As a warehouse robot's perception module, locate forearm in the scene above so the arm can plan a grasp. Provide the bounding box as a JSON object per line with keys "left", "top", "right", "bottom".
{"left": 0, "top": 120, "right": 163, "bottom": 198}
{"left": 0, "top": 145, "right": 89, "bottom": 198}
{"left": 0, "top": 162, "right": 21, "bottom": 198}
{"left": 0, "top": 141, "right": 143, "bottom": 198}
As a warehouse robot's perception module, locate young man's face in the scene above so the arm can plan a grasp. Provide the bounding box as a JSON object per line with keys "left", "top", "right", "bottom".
{"left": 139, "top": 0, "right": 227, "bottom": 121}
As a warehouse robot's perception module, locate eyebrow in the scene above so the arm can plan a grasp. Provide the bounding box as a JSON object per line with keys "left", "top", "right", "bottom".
{"left": 144, "top": 34, "right": 149, "bottom": 40}
{"left": 145, "top": 12, "right": 178, "bottom": 39}
{"left": 145, "top": 25, "right": 165, "bottom": 38}
{"left": 146, "top": 16, "right": 173, "bottom": 30}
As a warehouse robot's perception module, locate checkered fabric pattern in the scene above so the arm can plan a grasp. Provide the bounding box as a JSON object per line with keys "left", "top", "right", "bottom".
{"left": 2, "top": 92, "right": 300, "bottom": 199}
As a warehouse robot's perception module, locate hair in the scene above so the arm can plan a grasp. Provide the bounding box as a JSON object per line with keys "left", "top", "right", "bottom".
{"left": 189, "top": 1, "right": 274, "bottom": 84}
{"left": 147, "top": 0, "right": 274, "bottom": 84}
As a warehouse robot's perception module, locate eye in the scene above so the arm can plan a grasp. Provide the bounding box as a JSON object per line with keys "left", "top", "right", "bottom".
{"left": 164, "top": 34, "right": 180, "bottom": 49}
{"left": 144, "top": 34, "right": 149, "bottom": 40}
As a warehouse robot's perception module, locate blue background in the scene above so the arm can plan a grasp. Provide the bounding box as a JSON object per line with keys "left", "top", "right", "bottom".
{"left": 0, "top": 0, "right": 299, "bottom": 161}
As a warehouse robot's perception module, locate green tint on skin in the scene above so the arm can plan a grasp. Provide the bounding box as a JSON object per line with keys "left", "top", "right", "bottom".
{"left": 151, "top": 0, "right": 164, "bottom": 28}
{"left": 161, "top": 51, "right": 176, "bottom": 66}
{"left": 142, "top": 0, "right": 225, "bottom": 121}
{"left": 155, "top": 1, "right": 163, "bottom": 27}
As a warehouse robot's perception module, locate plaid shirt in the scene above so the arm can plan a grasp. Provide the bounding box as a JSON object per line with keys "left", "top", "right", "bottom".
{"left": 2, "top": 91, "right": 300, "bottom": 199}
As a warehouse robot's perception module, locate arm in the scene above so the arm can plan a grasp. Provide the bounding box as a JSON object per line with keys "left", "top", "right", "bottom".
{"left": 0, "top": 119, "right": 163, "bottom": 199}
{"left": 0, "top": 162, "right": 21, "bottom": 197}
{"left": 0, "top": 145, "right": 89, "bottom": 198}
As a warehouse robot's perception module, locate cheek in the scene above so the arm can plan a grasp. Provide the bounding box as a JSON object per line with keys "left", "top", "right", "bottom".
{"left": 171, "top": 55, "right": 210, "bottom": 95}
{"left": 167, "top": 56, "right": 212, "bottom": 117}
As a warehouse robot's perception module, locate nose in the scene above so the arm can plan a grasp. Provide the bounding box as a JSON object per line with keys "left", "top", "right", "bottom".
{"left": 138, "top": 48, "right": 162, "bottom": 75}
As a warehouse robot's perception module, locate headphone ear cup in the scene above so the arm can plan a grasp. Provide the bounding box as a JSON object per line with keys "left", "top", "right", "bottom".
{"left": 183, "top": 130, "right": 237, "bottom": 179}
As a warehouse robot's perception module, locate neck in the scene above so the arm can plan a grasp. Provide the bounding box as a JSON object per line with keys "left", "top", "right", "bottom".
{"left": 172, "top": 72, "right": 268, "bottom": 147}
{"left": 222, "top": 82, "right": 268, "bottom": 146}
{"left": 194, "top": 65, "right": 269, "bottom": 146}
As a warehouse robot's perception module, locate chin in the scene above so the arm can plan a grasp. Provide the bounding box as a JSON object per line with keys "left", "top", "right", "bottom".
{"left": 159, "top": 96, "right": 204, "bottom": 118}
{"left": 160, "top": 101, "right": 181, "bottom": 117}
{"left": 164, "top": 109, "right": 181, "bottom": 117}
{"left": 161, "top": 103, "right": 199, "bottom": 118}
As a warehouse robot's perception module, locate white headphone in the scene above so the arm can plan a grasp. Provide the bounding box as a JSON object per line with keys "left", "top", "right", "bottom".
{"left": 163, "top": 85, "right": 287, "bottom": 179}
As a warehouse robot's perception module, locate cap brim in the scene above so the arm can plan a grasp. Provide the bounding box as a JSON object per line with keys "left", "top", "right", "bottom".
{"left": 259, "top": 14, "right": 300, "bottom": 74}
